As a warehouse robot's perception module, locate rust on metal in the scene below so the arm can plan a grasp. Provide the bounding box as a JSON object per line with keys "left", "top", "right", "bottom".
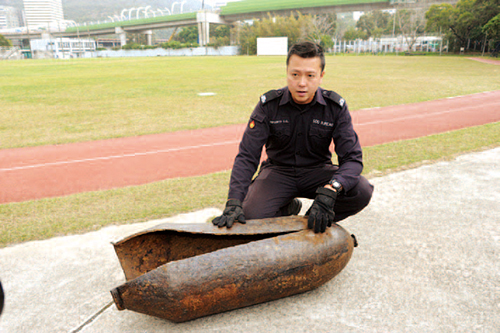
{"left": 110, "top": 216, "right": 355, "bottom": 322}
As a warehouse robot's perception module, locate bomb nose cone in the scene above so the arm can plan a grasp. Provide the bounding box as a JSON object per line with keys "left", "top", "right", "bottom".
{"left": 110, "top": 287, "right": 124, "bottom": 310}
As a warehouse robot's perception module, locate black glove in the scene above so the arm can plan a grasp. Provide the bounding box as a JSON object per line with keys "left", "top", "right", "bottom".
{"left": 306, "top": 187, "right": 337, "bottom": 233}
{"left": 0, "top": 280, "right": 3, "bottom": 316}
{"left": 212, "top": 199, "right": 246, "bottom": 228}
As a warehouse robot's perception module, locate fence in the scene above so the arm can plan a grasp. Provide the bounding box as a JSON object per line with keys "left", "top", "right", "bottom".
{"left": 94, "top": 45, "right": 239, "bottom": 58}
{"left": 332, "top": 36, "right": 447, "bottom": 55}
{"left": 0, "top": 46, "right": 24, "bottom": 60}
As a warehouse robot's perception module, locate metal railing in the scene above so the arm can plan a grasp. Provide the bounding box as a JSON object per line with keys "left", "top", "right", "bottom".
{"left": 331, "top": 36, "right": 447, "bottom": 54}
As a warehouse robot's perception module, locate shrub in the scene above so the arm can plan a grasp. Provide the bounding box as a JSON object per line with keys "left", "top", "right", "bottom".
{"left": 160, "top": 41, "right": 199, "bottom": 49}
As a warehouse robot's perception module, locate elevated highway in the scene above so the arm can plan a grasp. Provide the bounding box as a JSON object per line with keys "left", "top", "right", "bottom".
{"left": 2, "top": 0, "right": 458, "bottom": 47}
{"left": 221, "top": 0, "right": 391, "bottom": 21}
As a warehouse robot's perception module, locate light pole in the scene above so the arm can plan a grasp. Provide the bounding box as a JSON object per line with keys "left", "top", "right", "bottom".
{"left": 129, "top": 8, "right": 136, "bottom": 20}
{"left": 136, "top": 7, "right": 144, "bottom": 19}
{"left": 24, "top": 17, "right": 33, "bottom": 59}
{"left": 392, "top": 9, "right": 396, "bottom": 38}
{"left": 172, "top": 2, "right": 179, "bottom": 14}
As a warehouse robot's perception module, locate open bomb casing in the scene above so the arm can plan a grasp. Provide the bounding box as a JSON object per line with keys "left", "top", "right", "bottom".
{"left": 110, "top": 216, "right": 354, "bottom": 322}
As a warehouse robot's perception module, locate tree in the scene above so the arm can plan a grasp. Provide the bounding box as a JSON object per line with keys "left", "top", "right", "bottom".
{"left": 264, "top": 12, "right": 312, "bottom": 46}
{"left": 335, "top": 13, "right": 357, "bottom": 40}
{"left": 234, "top": 12, "right": 338, "bottom": 55}
{"left": 472, "top": 0, "right": 500, "bottom": 51}
{"left": 426, "top": 0, "right": 500, "bottom": 51}
{"left": 175, "top": 26, "right": 198, "bottom": 44}
{"left": 342, "top": 27, "right": 368, "bottom": 41}
{"left": 397, "top": 8, "right": 426, "bottom": 52}
{"left": 483, "top": 13, "right": 500, "bottom": 55}
{"left": 356, "top": 10, "right": 392, "bottom": 38}
{"left": 210, "top": 25, "right": 230, "bottom": 46}
{"left": 425, "top": 3, "right": 454, "bottom": 33}
{"left": 320, "top": 34, "right": 334, "bottom": 50}
{"left": 474, "top": 0, "right": 500, "bottom": 30}
{"left": 236, "top": 22, "right": 258, "bottom": 55}
{"left": 0, "top": 34, "right": 12, "bottom": 47}
{"left": 211, "top": 25, "right": 230, "bottom": 39}
{"left": 307, "top": 14, "right": 336, "bottom": 49}
{"left": 235, "top": 13, "right": 314, "bottom": 55}
{"left": 483, "top": 13, "right": 500, "bottom": 40}
{"left": 437, "top": 0, "right": 476, "bottom": 49}
{"left": 386, "top": 13, "right": 402, "bottom": 37}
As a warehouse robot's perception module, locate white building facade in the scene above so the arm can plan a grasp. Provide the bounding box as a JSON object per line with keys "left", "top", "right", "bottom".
{"left": 0, "top": 6, "right": 21, "bottom": 29}
{"left": 23, "top": 0, "right": 64, "bottom": 28}
{"left": 30, "top": 37, "right": 96, "bottom": 58}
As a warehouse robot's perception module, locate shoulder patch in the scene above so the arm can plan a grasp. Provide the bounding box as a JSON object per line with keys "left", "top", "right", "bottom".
{"left": 260, "top": 89, "right": 283, "bottom": 105}
{"left": 322, "top": 90, "right": 345, "bottom": 107}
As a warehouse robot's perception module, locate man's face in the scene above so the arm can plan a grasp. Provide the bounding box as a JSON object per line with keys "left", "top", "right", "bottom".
{"left": 286, "top": 54, "right": 325, "bottom": 104}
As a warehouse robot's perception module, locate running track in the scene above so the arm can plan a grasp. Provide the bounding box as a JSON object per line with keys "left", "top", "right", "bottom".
{"left": 1, "top": 90, "right": 500, "bottom": 204}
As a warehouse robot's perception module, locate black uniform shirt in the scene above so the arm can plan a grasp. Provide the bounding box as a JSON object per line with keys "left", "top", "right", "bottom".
{"left": 228, "top": 86, "right": 363, "bottom": 202}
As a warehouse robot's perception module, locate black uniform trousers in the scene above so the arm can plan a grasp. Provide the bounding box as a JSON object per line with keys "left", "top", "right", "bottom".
{"left": 242, "top": 162, "right": 374, "bottom": 221}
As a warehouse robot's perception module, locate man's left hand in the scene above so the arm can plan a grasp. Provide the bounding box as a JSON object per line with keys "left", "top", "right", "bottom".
{"left": 306, "top": 187, "right": 337, "bottom": 233}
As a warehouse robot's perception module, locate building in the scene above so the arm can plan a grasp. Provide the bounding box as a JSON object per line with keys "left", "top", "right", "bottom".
{"left": 23, "top": 0, "right": 64, "bottom": 29}
{"left": 96, "top": 38, "right": 121, "bottom": 49}
{"left": 30, "top": 37, "right": 96, "bottom": 58}
{"left": 0, "top": 6, "right": 21, "bottom": 29}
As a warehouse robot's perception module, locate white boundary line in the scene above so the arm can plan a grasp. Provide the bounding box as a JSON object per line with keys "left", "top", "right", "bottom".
{"left": 2, "top": 91, "right": 499, "bottom": 173}
{"left": 355, "top": 102, "right": 499, "bottom": 126}
{"left": 0, "top": 140, "right": 241, "bottom": 172}
{"left": 356, "top": 90, "right": 498, "bottom": 112}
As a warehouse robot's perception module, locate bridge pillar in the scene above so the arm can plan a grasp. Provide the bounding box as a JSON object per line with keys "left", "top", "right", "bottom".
{"left": 142, "top": 30, "right": 153, "bottom": 46}
{"left": 198, "top": 20, "right": 209, "bottom": 46}
{"left": 196, "top": 10, "right": 223, "bottom": 46}
{"left": 115, "top": 27, "right": 127, "bottom": 47}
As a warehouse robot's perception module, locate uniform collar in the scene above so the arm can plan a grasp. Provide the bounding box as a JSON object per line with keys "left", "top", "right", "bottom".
{"left": 316, "top": 87, "right": 327, "bottom": 106}
{"left": 279, "top": 87, "right": 327, "bottom": 106}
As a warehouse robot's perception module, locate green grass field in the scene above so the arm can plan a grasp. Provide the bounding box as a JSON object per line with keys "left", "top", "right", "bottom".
{"left": 1, "top": 55, "right": 499, "bottom": 247}
{"left": 1, "top": 55, "right": 499, "bottom": 149}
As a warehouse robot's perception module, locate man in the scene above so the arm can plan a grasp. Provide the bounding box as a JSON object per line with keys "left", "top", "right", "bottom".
{"left": 213, "top": 41, "right": 373, "bottom": 233}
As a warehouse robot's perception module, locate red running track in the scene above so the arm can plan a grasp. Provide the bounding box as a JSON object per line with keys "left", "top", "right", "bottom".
{"left": 467, "top": 57, "right": 500, "bottom": 66}
{"left": 1, "top": 90, "right": 500, "bottom": 204}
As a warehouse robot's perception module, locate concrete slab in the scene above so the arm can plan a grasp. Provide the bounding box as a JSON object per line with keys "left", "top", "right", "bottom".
{"left": 1, "top": 148, "right": 499, "bottom": 333}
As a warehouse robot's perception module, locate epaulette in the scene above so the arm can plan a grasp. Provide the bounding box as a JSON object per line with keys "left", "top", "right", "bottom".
{"left": 260, "top": 89, "right": 283, "bottom": 105}
{"left": 322, "top": 90, "right": 345, "bottom": 108}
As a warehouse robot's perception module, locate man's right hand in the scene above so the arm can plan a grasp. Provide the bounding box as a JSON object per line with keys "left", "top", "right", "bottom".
{"left": 306, "top": 187, "right": 337, "bottom": 233}
{"left": 212, "top": 199, "right": 246, "bottom": 228}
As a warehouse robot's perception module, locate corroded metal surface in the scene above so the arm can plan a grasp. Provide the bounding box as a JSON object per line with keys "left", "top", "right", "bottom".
{"left": 112, "top": 217, "right": 307, "bottom": 281}
{"left": 115, "top": 216, "right": 307, "bottom": 240}
{"left": 111, "top": 216, "right": 354, "bottom": 322}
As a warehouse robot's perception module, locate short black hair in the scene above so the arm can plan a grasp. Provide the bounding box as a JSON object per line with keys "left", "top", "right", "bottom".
{"left": 286, "top": 41, "right": 325, "bottom": 71}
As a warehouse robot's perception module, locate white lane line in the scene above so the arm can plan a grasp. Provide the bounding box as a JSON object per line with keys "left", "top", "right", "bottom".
{"left": 444, "top": 90, "right": 498, "bottom": 99}
{"left": 3, "top": 93, "right": 500, "bottom": 173}
{"left": 0, "top": 140, "right": 241, "bottom": 172}
{"left": 356, "top": 90, "right": 499, "bottom": 112}
{"left": 354, "top": 102, "right": 500, "bottom": 127}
